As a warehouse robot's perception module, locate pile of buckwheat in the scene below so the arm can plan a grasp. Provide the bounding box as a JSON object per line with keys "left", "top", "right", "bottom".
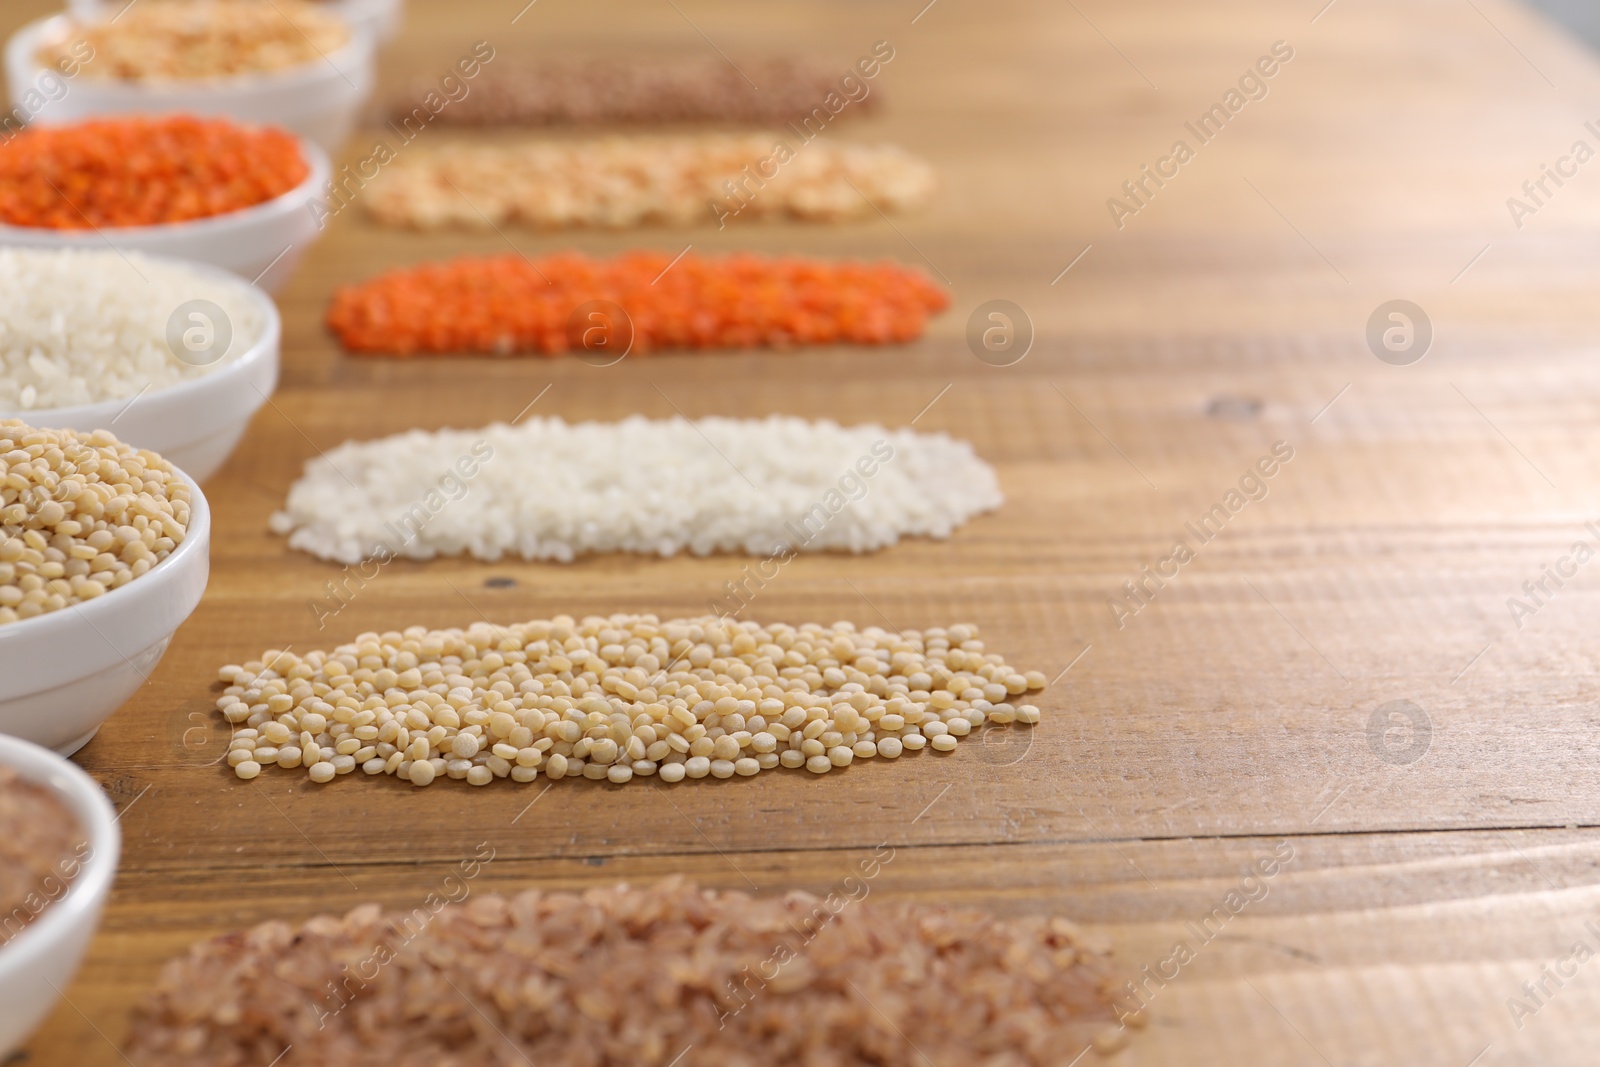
{"left": 395, "top": 55, "right": 886, "bottom": 127}
{"left": 0, "top": 422, "right": 191, "bottom": 626}
{"left": 364, "top": 134, "right": 936, "bottom": 229}
{"left": 218, "top": 614, "right": 1047, "bottom": 786}
{"left": 126, "top": 878, "right": 1123, "bottom": 1065}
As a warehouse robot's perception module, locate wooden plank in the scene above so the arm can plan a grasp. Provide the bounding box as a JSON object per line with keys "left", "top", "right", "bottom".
{"left": 23, "top": 832, "right": 1600, "bottom": 1065}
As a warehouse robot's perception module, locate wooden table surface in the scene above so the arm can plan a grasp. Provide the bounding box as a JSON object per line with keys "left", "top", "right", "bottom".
{"left": 10, "top": 0, "right": 1600, "bottom": 1062}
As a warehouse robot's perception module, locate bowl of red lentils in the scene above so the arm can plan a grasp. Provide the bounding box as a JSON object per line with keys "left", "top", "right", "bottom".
{"left": 0, "top": 114, "right": 329, "bottom": 292}
{"left": 0, "top": 422, "right": 211, "bottom": 756}
{"left": 0, "top": 734, "right": 119, "bottom": 1058}
{"left": 4, "top": 0, "right": 375, "bottom": 153}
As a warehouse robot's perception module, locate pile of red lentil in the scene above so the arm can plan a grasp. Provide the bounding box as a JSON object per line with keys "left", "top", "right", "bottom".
{"left": 326, "top": 251, "right": 950, "bottom": 355}
{"left": 0, "top": 116, "right": 308, "bottom": 229}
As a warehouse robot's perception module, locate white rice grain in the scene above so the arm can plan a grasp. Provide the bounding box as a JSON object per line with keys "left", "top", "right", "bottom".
{"left": 270, "top": 415, "right": 1003, "bottom": 563}
{"left": 0, "top": 248, "right": 264, "bottom": 411}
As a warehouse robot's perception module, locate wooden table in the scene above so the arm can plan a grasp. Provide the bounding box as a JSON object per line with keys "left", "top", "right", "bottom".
{"left": 10, "top": 0, "right": 1600, "bottom": 1062}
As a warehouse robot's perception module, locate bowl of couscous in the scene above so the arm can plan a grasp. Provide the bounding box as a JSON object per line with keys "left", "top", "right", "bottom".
{"left": 0, "top": 422, "right": 211, "bottom": 755}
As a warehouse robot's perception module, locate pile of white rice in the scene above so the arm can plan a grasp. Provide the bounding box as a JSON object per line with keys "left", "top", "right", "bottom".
{"left": 270, "top": 415, "right": 1003, "bottom": 563}
{"left": 0, "top": 248, "right": 263, "bottom": 411}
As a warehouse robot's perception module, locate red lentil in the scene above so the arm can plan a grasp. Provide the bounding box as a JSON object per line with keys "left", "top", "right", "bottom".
{"left": 0, "top": 116, "right": 308, "bottom": 230}
{"left": 326, "top": 252, "right": 950, "bottom": 355}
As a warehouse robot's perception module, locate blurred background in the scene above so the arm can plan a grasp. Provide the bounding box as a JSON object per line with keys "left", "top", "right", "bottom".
{"left": 1529, "top": 0, "right": 1600, "bottom": 46}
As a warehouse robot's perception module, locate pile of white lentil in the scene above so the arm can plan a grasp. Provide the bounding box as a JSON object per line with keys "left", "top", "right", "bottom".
{"left": 0, "top": 421, "right": 191, "bottom": 626}
{"left": 218, "top": 614, "right": 1046, "bottom": 786}
{"left": 364, "top": 134, "right": 936, "bottom": 229}
{"left": 43, "top": 0, "right": 350, "bottom": 81}
{"left": 127, "top": 878, "right": 1122, "bottom": 1065}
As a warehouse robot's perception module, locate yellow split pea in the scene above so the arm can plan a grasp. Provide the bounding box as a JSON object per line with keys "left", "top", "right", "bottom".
{"left": 216, "top": 615, "right": 1048, "bottom": 787}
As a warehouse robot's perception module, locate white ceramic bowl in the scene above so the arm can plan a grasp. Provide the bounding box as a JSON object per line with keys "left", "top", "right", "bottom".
{"left": 65, "top": 0, "right": 405, "bottom": 42}
{"left": 4, "top": 13, "right": 375, "bottom": 153}
{"left": 0, "top": 474, "right": 210, "bottom": 756}
{"left": 0, "top": 136, "right": 328, "bottom": 293}
{"left": 334, "top": 0, "right": 405, "bottom": 41}
{"left": 2, "top": 258, "right": 281, "bottom": 482}
{"left": 0, "top": 735, "right": 120, "bottom": 1059}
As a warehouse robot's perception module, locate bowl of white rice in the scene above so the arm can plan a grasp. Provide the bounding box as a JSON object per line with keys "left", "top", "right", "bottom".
{"left": 0, "top": 248, "right": 279, "bottom": 484}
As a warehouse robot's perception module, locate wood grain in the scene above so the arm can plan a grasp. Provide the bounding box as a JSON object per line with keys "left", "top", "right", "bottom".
{"left": 9, "top": 0, "right": 1600, "bottom": 1062}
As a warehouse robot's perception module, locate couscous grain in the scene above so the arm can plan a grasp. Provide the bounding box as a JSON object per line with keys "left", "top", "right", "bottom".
{"left": 215, "top": 615, "right": 1048, "bottom": 787}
